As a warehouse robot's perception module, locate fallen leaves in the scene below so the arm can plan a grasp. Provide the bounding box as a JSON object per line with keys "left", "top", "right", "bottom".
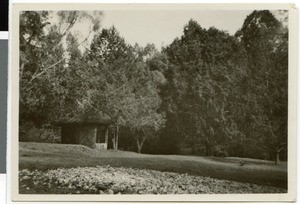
{"left": 19, "top": 165, "right": 286, "bottom": 194}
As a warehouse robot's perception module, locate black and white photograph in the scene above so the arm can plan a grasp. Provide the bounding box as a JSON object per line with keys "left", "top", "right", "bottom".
{"left": 11, "top": 3, "right": 297, "bottom": 202}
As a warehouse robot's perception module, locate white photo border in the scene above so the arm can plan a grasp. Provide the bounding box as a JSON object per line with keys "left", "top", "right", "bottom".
{"left": 9, "top": 3, "right": 297, "bottom": 202}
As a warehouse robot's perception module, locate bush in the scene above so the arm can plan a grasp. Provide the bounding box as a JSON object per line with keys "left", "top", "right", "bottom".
{"left": 178, "top": 146, "right": 193, "bottom": 155}
{"left": 212, "top": 145, "right": 228, "bottom": 157}
{"left": 177, "top": 143, "right": 206, "bottom": 156}
{"left": 19, "top": 122, "right": 60, "bottom": 143}
{"left": 228, "top": 142, "right": 246, "bottom": 157}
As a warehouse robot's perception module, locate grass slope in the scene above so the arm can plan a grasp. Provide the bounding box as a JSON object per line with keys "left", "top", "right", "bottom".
{"left": 19, "top": 142, "right": 287, "bottom": 189}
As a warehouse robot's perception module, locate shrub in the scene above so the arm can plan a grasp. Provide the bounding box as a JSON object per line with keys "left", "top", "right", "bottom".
{"left": 212, "top": 145, "right": 228, "bottom": 157}
{"left": 19, "top": 122, "right": 60, "bottom": 143}
{"left": 228, "top": 142, "right": 246, "bottom": 157}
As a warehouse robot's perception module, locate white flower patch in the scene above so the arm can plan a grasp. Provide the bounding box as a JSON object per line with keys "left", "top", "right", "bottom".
{"left": 19, "top": 166, "right": 286, "bottom": 194}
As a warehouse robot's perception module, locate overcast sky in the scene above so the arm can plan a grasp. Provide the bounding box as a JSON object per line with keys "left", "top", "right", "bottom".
{"left": 100, "top": 10, "right": 253, "bottom": 49}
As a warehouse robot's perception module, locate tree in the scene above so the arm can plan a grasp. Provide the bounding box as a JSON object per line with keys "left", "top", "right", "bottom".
{"left": 125, "top": 60, "right": 165, "bottom": 153}
{"left": 82, "top": 27, "right": 138, "bottom": 150}
{"left": 20, "top": 11, "right": 102, "bottom": 90}
{"left": 19, "top": 11, "right": 102, "bottom": 126}
{"left": 19, "top": 11, "right": 103, "bottom": 142}
{"left": 160, "top": 20, "right": 247, "bottom": 155}
{"left": 238, "top": 10, "right": 288, "bottom": 164}
{"left": 83, "top": 28, "right": 166, "bottom": 151}
{"left": 20, "top": 11, "right": 65, "bottom": 126}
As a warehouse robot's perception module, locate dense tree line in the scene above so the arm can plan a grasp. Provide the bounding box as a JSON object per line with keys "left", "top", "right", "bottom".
{"left": 19, "top": 10, "right": 288, "bottom": 164}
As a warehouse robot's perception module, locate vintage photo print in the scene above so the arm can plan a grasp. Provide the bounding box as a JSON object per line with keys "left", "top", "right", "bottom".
{"left": 10, "top": 3, "right": 297, "bottom": 202}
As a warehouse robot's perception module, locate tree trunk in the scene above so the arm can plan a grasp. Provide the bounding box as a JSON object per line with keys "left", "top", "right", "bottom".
{"left": 205, "top": 140, "right": 212, "bottom": 156}
{"left": 112, "top": 136, "right": 116, "bottom": 150}
{"left": 274, "top": 144, "right": 285, "bottom": 165}
{"left": 111, "top": 127, "right": 116, "bottom": 150}
{"left": 275, "top": 150, "right": 280, "bottom": 165}
{"left": 137, "top": 144, "right": 142, "bottom": 154}
{"left": 104, "top": 127, "right": 108, "bottom": 144}
{"left": 115, "top": 125, "right": 119, "bottom": 150}
{"left": 136, "top": 135, "right": 146, "bottom": 154}
{"left": 111, "top": 125, "right": 119, "bottom": 151}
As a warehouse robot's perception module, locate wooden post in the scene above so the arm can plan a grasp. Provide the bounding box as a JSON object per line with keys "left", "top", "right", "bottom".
{"left": 94, "top": 127, "right": 98, "bottom": 146}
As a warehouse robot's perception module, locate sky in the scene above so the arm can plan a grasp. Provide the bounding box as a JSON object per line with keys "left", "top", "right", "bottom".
{"left": 100, "top": 10, "right": 253, "bottom": 49}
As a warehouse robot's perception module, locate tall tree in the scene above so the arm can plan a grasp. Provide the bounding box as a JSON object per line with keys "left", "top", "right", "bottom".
{"left": 19, "top": 11, "right": 102, "bottom": 140}
{"left": 161, "top": 19, "right": 248, "bottom": 155}
{"left": 126, "top": 56, "right": 165, "bottom": 153}
{"left": 238, "top": 10, "right": 288, "bottom": 164}
{"left": 20, "top": 11, "right": 65, "bottom": 126}
{"left": 83, "top": 27, "right": 138, "bottom": 150}
{"left": 84, "top": 28, "right": 166, "bottom": 151}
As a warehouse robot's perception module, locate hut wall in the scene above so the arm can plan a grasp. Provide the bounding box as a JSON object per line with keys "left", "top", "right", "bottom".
{"left": 61, "top": 123, "right": 97, "bottom": 149}
{"left": 61, "top": 124, "right": 76, "bottom": 144}
{"left": 75, "top": 124, "right": 97, "bottom": 149}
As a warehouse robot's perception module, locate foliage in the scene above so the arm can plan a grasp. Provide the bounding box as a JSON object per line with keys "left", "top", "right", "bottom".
{"left": 19, "top": 122, "right": 60, "bottom": 143}
{"left": 19, "top": 11, "right": 103, "bottom": 129}
{"left": 19, "top": 10, "right": 288, "bottom": 162}
{"left": 159, "top": 19, "right": 248, "bottom": 155}
{"left": 126, "top": 68, "right": 165, "bottom": 152}
{"left": 237, "top": 10, "right": 288, "bottom": 164}
{"left": 79, "top": 28, "right": 165, "bottom": 151}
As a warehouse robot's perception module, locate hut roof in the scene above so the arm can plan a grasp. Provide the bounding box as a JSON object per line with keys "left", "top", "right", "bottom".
{"left": 61, "top": 119, "right": 111, "bottom": 125}
{"left": 58, "top": 113, "right": 112, "bottom": 125}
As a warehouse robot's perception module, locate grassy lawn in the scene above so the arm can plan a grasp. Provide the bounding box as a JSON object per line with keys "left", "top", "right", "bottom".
{"left": 19, "top": 142, "right": 287, "bottom": 190}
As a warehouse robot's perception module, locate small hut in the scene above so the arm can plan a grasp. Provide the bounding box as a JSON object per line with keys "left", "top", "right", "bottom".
{"left": 60, "top": 118, "right": 111, "bottom": 150}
